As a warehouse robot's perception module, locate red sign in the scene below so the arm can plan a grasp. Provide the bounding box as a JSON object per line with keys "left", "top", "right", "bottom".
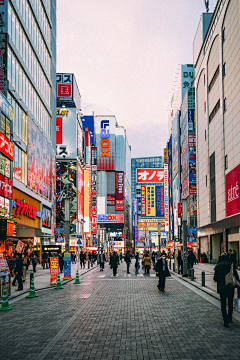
{"left": 15, "top": 240, "right": 24, "bottom": 253}
{"left": 107, "top": 194, "right": 115, "bottom": 206}
{"left": 0, "top": 133, "right": 14, "bottom": 161}
{"left": 178, "top": 203, "right": 182, "bottom": 218}
{"left": 116, "top": 172, "right": 124, "bottom": 211}
{"left": 141, "top": 186, "right": 146, "bottom": 216}
{"left": 137, "top": 168, "right": 164, "bottom": 183}
{"left": 226, "top": 163, "right": 240, "bottom": 217}
{"left": 57, "top": 83, "right": 72, "bottom": 98}
{"left": 15, "top": 199, "right": 37, "bottom": 219}
{"left": 0, "top": 174, "right": 12, "bottom": 199}
{"left": 188, "top": 134, "right": 196, "bottom": 147}
{"left": 189, "top": 184, "right": 197, "bottom": 195}
{"left": 56, "top": 117, "right": 62, "bottom": 144}
{"left": 50, "top": 257, "right": 59, "bottom": 285}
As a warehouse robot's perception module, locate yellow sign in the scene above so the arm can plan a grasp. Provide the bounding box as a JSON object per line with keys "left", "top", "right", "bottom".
{"left": 56, "top": 109, "right": 69, "bottom": 115}
{"left": 146, "top": 186, "right": 155, "bottom": 217}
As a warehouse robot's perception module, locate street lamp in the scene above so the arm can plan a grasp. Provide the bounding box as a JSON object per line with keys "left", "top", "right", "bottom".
{"left": 182, "top": 199, "right": 188, "bottom": 277}
{"left": 65, "top": 198, "right": 70, "bottom": 253}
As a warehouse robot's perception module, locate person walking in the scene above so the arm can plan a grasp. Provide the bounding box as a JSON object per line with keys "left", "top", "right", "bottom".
{"left": 152, "top": 251, "right": 156, "bottom": 266}
{"left": 155, "top": 251, "right": 170, "bottom": 292}
{"left": 99, "top": 251, "right": 106, "bottom": 271}
{"left": 135, "top": 253, "right": 140, "bottom": 275}
{"left": 22, "top": 254, "right": 28, "bottom": 282}
{"left": 30, "top": 252, "right": 36, "bottom": 272}
{"left": 59, "top": 252, "right": 64, "bottom": 273}
{"left": 120, "top": 252, "right": 123, "bottom": 263}
{"left": 125, "top": 250, "right": 131, "bottom": 274}
{"left": 214, "top": 252, "right": 240, "bottom": 327}
{"left": 110, "top": 251, "right": 119, "bottom": 276}
{"left": 187, "top": 250, "right": 196, "bottom": 269}
{"left": 232, "top": 250, "right": 237, "bottom": 270}
{"left": 80, "top": 251, "right": 85, "bottom": 269}
{"left": 15, "top": 253, "right": 23, "bottom": 291}
{"left": 142, "top": 251, "right": 151, "bottom": 276}
{"left": 177, "top": 251, "right": 183, "bottom": 274}
{"left": 42, "top": 252, "right": 48, "bottom": 269}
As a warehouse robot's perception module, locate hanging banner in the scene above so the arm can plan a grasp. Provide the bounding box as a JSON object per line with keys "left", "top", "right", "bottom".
{"left": 156, "top": 186, "right": 164, "bottom": 217}
{"left": 115, "top": 171, "right": 124, "bottom": 211}
{"left": 15, "top": 240, "right": 24, "bottom": 253}
{"left": 164, "top": 164, "right": 169, "bottom": 232}
{"left": 63, "top": 252, "right": 71, "bottom": 279}
{"left": 50, "top": 257, "right": 59, "bottom": 285}
{"left": 134, "top": 197, "right": 138, "bottom": 243}
{"left": 141, "top": 186, "right": 146, "bottom": 216}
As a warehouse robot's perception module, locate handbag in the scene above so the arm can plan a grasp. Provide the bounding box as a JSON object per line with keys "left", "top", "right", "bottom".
{"left": 225, "top": 264, "right": 240, "bottom": 288}
{"left": 149, "top": 265, "right": 151, "bottom": 270}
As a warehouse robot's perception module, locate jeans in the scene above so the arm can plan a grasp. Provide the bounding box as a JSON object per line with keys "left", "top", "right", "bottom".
{"left": 220, "top": 290, "right": 234, "bottom": 322}
{"left": 135, "top": 262, "right": 140, "bottom": 275}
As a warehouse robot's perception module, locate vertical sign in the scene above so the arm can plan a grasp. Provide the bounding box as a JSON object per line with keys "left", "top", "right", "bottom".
{"left": 164, "top": 148, "right": 168, "bottom": 164}
{"left": 141, "top": 185, "right": 146, "bottom": 216}
{"left": 63, "top": 252, "right": 71, "bottom": 279}
{"left": 164, "top": 164, "right": 169, "bottom": 231}
{"left": 150, "top": 185, "right": 156, "bottom": 217}
{"left": 146, "top": 186, "right": 155, "bottom": 216}
{"left": 134, "top": 197, "right": 138, "bottom": 243}
{"left": 50, "top": 257, "right": 59, "bottom": 285}
{"left": 115, "top": 171, "right": 124, "bottom": 211}
{"left": 56, "top": 117, "right": 62, "bottom": 144}
{"left": 0, "top": 34, "right": 7, "bottom": 96}
{"left": 91, "top": 147, "right": 97, "bottom": 234}
{"left": 156, "top": 186, "right": 164, "bottom": 217}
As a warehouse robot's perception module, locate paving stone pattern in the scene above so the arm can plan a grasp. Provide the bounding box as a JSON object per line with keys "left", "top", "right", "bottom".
{"left": 1, "top": 263, "right": 240, "bottom": 360}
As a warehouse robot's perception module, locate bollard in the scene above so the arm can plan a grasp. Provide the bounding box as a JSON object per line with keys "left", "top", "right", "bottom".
{"left": 30, "top": 272, "right": 34, "bottom": 287}
{"left": 173, "top": 263, "right": 175, "bottom": 272}
{"left": 88, "top": 260, "right": 90, "bottom": 269}
{"left": 202, "top": 271, "right": 205, "bottom": 286}
{"left": 191, "top": 268, "right": 194, "bottom": 281}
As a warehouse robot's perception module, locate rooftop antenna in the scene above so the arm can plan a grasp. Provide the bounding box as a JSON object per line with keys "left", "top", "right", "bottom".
{"left": 204, "top": 0, "right": 209, "bottom": 12}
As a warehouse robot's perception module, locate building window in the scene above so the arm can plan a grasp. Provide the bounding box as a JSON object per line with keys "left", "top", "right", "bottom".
{"left": 208, "top": 65, "right": 219, "bottom": 93}
{"left": 209, "top": 99, "right": 220, "bottom": 123}
{"left": 0, "top": 153, "right": 11, "bottom": 179}
{"left": 13, "top": 145, "right": 27, "bottom": 184}
{"left": 223, "top": 98, "right": 227, "bottom": 112}
{"left": 210, "top": 152, "right": 216, "bottom": 222}
{"left": 223, "top": 63, "right": 226, "bottom": 77}
{"left": 225, "top": 155, "right": 228, "bottom": 170}
{"left": 204, "top": 102, "right": 206, "bottom": 113}
{"left": 1, "top": 113, "right": 11, "bottom": 140}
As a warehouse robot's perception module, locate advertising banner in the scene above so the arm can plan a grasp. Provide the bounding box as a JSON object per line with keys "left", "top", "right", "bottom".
{"left": 137, "top": 168, "right": 164, "bottom": 183}
{"left": 146, "top": 185, "right": 156, "bottom": 217}
{"left": 0, "top": 133, "right": 14, "bottom": 161}
{"left": 95, "top": 117, "right": 115, "bottom": 170}
{"left": 50, "top": 257, "right": 59, "bottom": 285}
{"left": 164, "top": 148, "right": 168, "bottom": 164}
{"left": 91, "top": 146, "right": 97, "bottom": 166}
{"left": 56, "top": 117, "right": 62, "bottom": 144}
{"left": 164, "top": 164, "right": 169, "bottom": 232}
{"left": 116, "top": 171, "right": 124, "bottom": 211}
{"left": 187, "top": 227, "right": 197, "bottom": 244}
{"left": 141, "top": 186, "right": 146, "bottom": 216}
{"left": 134, "top": 197, "right": 138, "bottom": 243}
{"left": 189, "top": 184, "right": 197, "bottom": 195}
{"left": 107, "top": 194, "right": 115, "bottom": 206}
{"left": 77, "top": 122, "right": 83, "bottom": 157}
{"left": 172, "top": 113, "right": 179, "bottom": 178}
{"left": 91, "top": 164, "right": 97, "bottom": 234}
{"left": 54, "top": 227, "right": 65, "bottom": 245}
{"left": 0, "top": 34, "right": 7, "bottom": 96}
{"left": 226, "top": 163, "right": 240, "bottom": 217}
{"left": 42, "top": 206, "right": 51, "bottom": 229}
{"left": 84, "top": 168, "right": 90, "bottom": 233}
{"left": 78, "top": 164, "right": 84, "bottom": 221}
{"left": 188, "top": 134, "right": 196, "bottom": 148}
{"left": 189, "top": 151, "right": 196, "bottom": 185}
{"left": 15, "top": 240, "right": 24, "bottom": 253}
{"left": 0, "top": 174, "right": 12, "bottom": 199}
{"left": 156, "top": 186, "right": 164, "bottom": 217}
{"left": 28, "top": 119, "right": 52, "bottom": 199}
{"left": 188, "top": 109, "right": 195, "bottom": 131}
{"left": 97, "top": 214, "right": 124, "bottom": 223}
{"left": 63, "top": 252, "right": 71, "bottom": 279}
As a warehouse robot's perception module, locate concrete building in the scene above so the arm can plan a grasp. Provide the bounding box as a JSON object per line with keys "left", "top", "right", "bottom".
{"left": 0, "top": 1, "right": 56, "bottom": 253}
{"left": 194, "top": 0, "right": 240, "bottom": 264}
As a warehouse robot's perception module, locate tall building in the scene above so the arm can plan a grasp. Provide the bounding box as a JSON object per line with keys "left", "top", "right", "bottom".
{"left": 95, "top": 116, "right": 132, "bottom": 252}
{"left": 194, "top": 0, "right": 240, "bottom": 264}
{"left": 0, "top": 1, "right": 57, "bottom": 254}
{"left": 131, "top": 156, "right": 164, "bottom": 250}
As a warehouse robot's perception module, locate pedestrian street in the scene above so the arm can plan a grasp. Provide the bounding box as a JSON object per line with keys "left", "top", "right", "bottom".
{"left": 1, "top": 261, "right": 240, "bottom": 360}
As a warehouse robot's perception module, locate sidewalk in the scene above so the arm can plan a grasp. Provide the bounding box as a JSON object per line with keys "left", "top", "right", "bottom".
{"left": 2, "top": 261, "right": 99, "bottom": 301}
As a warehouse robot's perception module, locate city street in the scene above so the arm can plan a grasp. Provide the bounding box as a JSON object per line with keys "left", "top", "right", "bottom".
{"left": 1, "top": 261, "right": 240, "bottom": 360}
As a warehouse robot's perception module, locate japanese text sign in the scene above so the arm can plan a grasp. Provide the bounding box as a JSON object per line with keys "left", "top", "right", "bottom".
{"left": 141, "top": 186, "right": 146, "bottom": 216}
{"left": 226, "top": 163, "right": 240, "bottom": 217}
{"left": 137, "top": 168, "right": 164, "bottom": 183}
{"left": 0, "top": 133, "right": 14, "bottom": 161}
{"left": 15, "top": 240, "right": 24, "bottom": 253}
{"left": 0, "top": 174, "right": 12, "bottom": 199}
{"left": 116, "top": 171, "right": 124, "bottom": 211}
{"left": 50, "top": 257, "right": 59, "bottom": 285}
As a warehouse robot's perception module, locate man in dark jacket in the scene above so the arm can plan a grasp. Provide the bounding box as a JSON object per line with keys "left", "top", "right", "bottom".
{"left": 154, "top": 251, "right": 170, "bottom": 292}
{"left": 125, "top": 250, "right": 131, "bottom": 274}
{"left": 15, "top": 253, "right": 23, "bottom": 291}
{"left": 80, "top": 251, "right": 85, "bottom": 269}
{"left": 177, "top": 251, "right": 183, "bottom": 274}
{"left": 110, "top": 251, "right": 119, "bottom": 276}
{"left": 214, "top": 252, "right": 240, "bottom": 327}
{"left": 59, "top": 252, "right": 64, "bottom": 273}
{"left": 99, "top": 251, "right": 106, "bottom": 271}
{"left": 187, "top": 250, "right": 196, "bottom": 269}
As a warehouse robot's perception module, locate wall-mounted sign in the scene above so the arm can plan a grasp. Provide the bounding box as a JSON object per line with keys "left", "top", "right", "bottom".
{"left": 95, "top": 116, "right": 115, "bottom": 170}
{"left": 56, "top": 109, "right": 69, "bottom": 116}
{"left": 97, "top": 214, "right": 124, "bottom": 223}
{"left": 0, "top": 174, "right": 12, "bottom": 199}
{"left": 115, "top": 171, "right": 124, "bottom": 211}
{"left": 156, "top": 186, "right": 164, "bottom": 217}
{"left": 107, "top": 194, "right": 115, "bottom": 206}
{"left": 137, "top": 168, "right": 164, "bottom": 183}
{"left": 164, "top": 148, "right": 168, "bottom": 164}
{"left": 0, "top": 132, "right": 14, "bottom": 161}
{"left": 12, "top": 199, "right": 42, "bottom": 220}
{"left": 56, "top": 73, "right": 73, "bottom": 100}
{"left": 141, "top": 186, "right": 146, "bottom": 216}
{"left": 56, "top": 117, "right": 62, "bottom": 144}
{"left": 0, "top": 34, "right": 8, "bottom": 97}
{"left": 164, "top": 164, "right": 169, "bottom": 232}
{"left": 226, "top": 163, "right": 240, "bottom": 217}
{"left": 42, "top": 206, "right": 51, "bottom": 228}
{"left": 134, "top": 197, "right": 138, "bottom": 243}
{"left": 91, "top": 164, "right": 97, "bottom": 234}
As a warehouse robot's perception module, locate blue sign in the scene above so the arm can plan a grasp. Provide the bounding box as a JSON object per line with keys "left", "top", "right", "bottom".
{"left": 134, "top": 197, "right": 138, "bottom": 243}
{"left": 0, "top": 92, "right": 13, "bottom": 121}
{"left": 156, "top": 186, "right": 164, "bottom": 217}
{"left": 63, "top": 252, "right": 71, "bottom": 279}
{"left": 76, "top": 240, "right": 82, "bottom": 246}
{"left": 188, "top": 109, "right": 195, "bottom": 132}
{"left": 116, "top": 234, "right": 120, "bottom": 238}
{"left": 77, "top": 235, "right": 82, "bottom": 239}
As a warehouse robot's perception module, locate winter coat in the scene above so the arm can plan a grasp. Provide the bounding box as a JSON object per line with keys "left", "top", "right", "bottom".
{"left": 142, "top": 255, "right": 151, "bottom": 266}
{"left": 110, "top": 253, "right": 119, "bottom": 268}
{"left": 214, "top": 261, "right": 239, "bottom": 293}
{"left": 154, "top": 257, "right": 170, "bottom": 277}
{"left": 59, "top": 254, "right": 64, "bottom": 266}
{"left": 187, "top": 252, "right": 196, "bottom": 264}
{"left": 15, "top": 258, "right": 23, "bottom": 275}
{"left": 177, "top": 253, "right": 183, "bottom": 265}
{"left": 125, "top": 253, "right": 131, "bottom": 264}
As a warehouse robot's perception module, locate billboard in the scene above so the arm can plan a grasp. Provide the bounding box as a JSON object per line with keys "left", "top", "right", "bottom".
{"left": 95, "top": 116, "right": 115, "bottom": 170}
{"left": 42, "top": 206, "right": 51, "bottom": 229}
{"left": 91, "top": 164, "right": 97, "bottom": 234}
{"left": 56, "top": 107, "right": 78, "bottom": 159}
{"left": 156, "top": 185, "right": 164, "bottom": 217}
{"left": 107, "top": 195, "right": 115, "bottom": 206}
{"left": 97, "top": 214, "right": 124, "bottom": 223}
{"left": 0, "top": 132, "right": 14, "bottom": 161}
{"left": 164, "top": 148, "right": 168, "bottom": 164}
{"left": 137, "top": 168, "right": 164, "bottom": 183}
{"left": 226, "top": 163, "right": 240, "bottom": 217}
{"left": 146, "top": 185, "right": 156, "bottom": 217}
{"left": 188, "top": 109, "right": 195, "bottom": 131}
{"left": 56, "top": 161, "right": 77, "bottom": 235}
{"left": 116, "top": 171, "right": 124, "bottom": 211}
{"left": 141, "top": 185, "right": 146, "bottom": 216}
{"left": 188, "top": 134, "right": 196, "bottom": 147}
{"left": 84, "top": 167, "right": 90, "bottom": 233}
{"left": 134, "top": 197, "right": 138, "bottom": 243}
{"left": 28, "top": 118, "right": 52, "bottom": 200}
{"left": 0, "top": 174, "right": 12, "bottom": 200}
{"left": 77, "top": 163, "right": 84, "bottom": 221}
{"left": 164, "top": 164, "right": 169, "bottom": 232}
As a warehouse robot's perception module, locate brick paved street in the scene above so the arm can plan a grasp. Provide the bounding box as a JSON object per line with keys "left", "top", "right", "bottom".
{"left": 1, "top": 261, "right": 240, "bottom": 360}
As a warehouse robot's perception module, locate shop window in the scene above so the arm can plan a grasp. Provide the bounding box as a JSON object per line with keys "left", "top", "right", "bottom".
{"left": 0, "top": 154, "right": 11, "bottom": 179}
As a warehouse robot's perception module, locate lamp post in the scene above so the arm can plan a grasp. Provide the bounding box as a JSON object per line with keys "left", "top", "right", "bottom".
{"left": 65, "top": 198, "right": 70, "bottom": 253}
{"left": 182, "top": 199, "right": 188, "bottom": 277}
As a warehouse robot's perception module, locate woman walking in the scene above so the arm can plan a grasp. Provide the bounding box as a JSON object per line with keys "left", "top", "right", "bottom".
{"left": 135, "top": 253, "right": 140, "bottom": 275}
{"left": 142, "top": 252, "right": 151, "bottom": 276}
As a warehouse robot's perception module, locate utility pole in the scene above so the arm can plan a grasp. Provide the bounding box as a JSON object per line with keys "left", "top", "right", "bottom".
{"left": 182, "top": 199, "right": 188, "bottom": 277}
{"left": 65, "top": 198, "right": 70, "bottom": 252}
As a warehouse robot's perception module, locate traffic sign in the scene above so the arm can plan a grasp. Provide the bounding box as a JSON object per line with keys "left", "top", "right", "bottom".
{"left": 76, "top": 240, "right": 82, "bottom": 246}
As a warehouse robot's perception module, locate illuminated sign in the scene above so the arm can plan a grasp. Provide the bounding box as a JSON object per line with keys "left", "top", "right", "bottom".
{"left": 116, "top": 171, "right": 124, "bottom": 211}
{"left": 100, "top": 120, "right": 110, "bottom": 158}
{"left": 91, "top": 164, "right": 97, "bottom": 234}
{"left": 56, "top": 109, "right": 69, "bottom": 115}
{"left": 156, "top": 185, "right": 164, "bottom": 217}
{"left": 134, "top": 197, "right": 138, "bottom": 243}
{"left": 0, "top": 133, "right": 14, "bottom": 161}
{"left": 0, "top": 174, "right": 12, "bottom": 199}
{"left": 146, "top": 185, "right": 155, "bottom": 217}
{"left": 141, "top": 186, "right": 146, "bottom": 216}
{"left": 56, "top": 117, "right": 62, "bottom": 144}
{"left": 12, "top": 199, "right": 42, "bottom": 220}
{"left": 137, "top": 168, "right": 164, "bottom": 183}
{"left": 164, "top": 164, "right": 169, "bottom": 231}
{"left": 97, "top": 214, "right": 124, "bottom": 223}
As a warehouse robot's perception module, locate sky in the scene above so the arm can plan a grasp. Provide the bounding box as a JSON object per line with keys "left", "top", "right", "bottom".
{"left": 57, "top": 0, "right": 218, "bottom": 158}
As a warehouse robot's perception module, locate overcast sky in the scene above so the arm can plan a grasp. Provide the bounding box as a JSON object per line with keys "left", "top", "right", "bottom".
{"left": 57, "top": 0, "right": 217, "bottom": 158}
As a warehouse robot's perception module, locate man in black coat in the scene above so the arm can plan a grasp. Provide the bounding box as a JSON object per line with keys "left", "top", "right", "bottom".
{"left": 187, "top": 250, "right": 196, "bottom": 269}
{"left": 59, "top": 252, "right": 64, "bottom": 273}
{"left": 15, "top": 253, "right": 23, "bottom": 291}
{"left": 177, "top": 251, "right": 183, "bottom": 274}
{"left": 110, "top": 251, "right": 119, "bottom": 276}
{"left": 214, "top": 252, "right": 240, "bottom": 327}
{"left": 125, "top": 250, "right": 131, "bottom": 274}
{"left": 154, "top": 251, "right": 170, "bottom": 292}
{"left": 99, "top": 251, "right": 106, "bottom": 271}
